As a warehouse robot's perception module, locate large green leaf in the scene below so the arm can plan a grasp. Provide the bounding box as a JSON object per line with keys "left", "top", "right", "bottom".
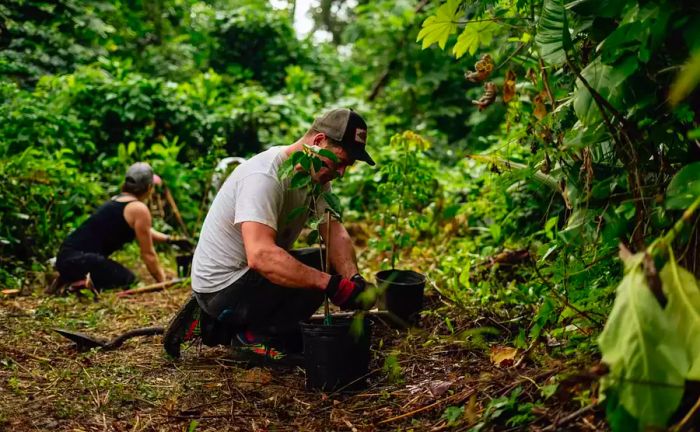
{"left": 598, "top": 253, "right": 686, "bottom": 429}
{"left": 416, "top": 0, "right": 460, "bottom": 50}
{"left": 665, "top": 162, "right": 700, "bottom": 210}
{"left": 453, "top": 22, "right": 499, "bottom": 59}
{"left": 573, "top": 59, "right": 628, "bottom": 126}
{"left": 535, "top": 0, "right": 572, "bottom": 65}
{"left": 659, "top": 252, "right": 700, "bottom": 380}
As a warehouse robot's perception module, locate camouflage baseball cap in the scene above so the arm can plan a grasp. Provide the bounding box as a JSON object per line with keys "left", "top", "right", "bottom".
{"left": 312, "top": 108, "right": 375, "bottom": 166}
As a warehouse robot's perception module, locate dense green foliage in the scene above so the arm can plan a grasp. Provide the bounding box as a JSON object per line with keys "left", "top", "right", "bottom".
{"left": 2, "top": 0, "right": 700, "bottom": 429}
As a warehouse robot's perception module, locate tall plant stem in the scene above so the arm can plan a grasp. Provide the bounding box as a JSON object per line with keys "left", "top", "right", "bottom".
{"left": 648, "top": 194, "right": 700, "bottom": 256}
{"left": 391, "top": 138, "right": 409, "bottom": 270}
{"left": 324, "top": 210, "right": 331, "bottom": 324}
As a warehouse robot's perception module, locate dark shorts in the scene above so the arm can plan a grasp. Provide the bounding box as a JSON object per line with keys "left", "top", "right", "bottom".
{"left": 56, "top": 248, "right": 136, "bottom": 291}
{"left": 194, "top": 248, "right": 328, "bottom": 337}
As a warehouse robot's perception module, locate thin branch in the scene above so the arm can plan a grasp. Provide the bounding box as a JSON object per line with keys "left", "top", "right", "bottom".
{"left": 541, "top": 404, "right": 596, "bottom": 431}
{"left": 494, "top": 42, "right": 529, "bottom": 72}
{"left": 532, "top": 262, "right": 604, "bottom": 328}
{"left": 539, "top": 57, "right": 556, "bottom": 107}
{"left": 671, "top": 395, "right": 700, "bottom": 432}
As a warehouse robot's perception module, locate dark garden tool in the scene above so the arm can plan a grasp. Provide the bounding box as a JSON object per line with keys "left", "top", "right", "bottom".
{"left": 54, "top": 326, "right": 164, "bottom": 351}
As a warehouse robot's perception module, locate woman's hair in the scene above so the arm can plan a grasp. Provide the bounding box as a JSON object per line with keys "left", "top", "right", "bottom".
{"left": 121, "top": 182, "right": 149, "bottom": 196}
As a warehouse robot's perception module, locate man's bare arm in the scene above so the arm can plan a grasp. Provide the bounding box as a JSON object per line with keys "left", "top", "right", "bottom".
{"left": 319, "top": 219, "right": 359, "bottom": 279}
{"left": 241, "top": 221, "right": 331, "bottom": 290}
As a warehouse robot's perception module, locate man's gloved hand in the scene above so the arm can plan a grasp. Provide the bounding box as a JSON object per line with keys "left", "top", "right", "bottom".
{"left": 326, "top": 274, "right": 374, "bottom": 310}
{"left": 166, "top": 235, "right": 194, "bottom": 251}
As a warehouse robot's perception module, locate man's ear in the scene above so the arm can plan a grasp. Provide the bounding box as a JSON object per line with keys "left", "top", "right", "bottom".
{"left": 312, "top": 133, "right": 326, "bottom": 146}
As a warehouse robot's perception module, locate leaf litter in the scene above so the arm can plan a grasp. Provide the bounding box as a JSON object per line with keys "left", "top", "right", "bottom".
{"left": 0, "top": 265, "right": 607, "bottom": 431}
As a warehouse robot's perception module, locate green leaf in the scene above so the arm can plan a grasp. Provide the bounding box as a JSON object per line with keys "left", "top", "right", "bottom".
{"left": 322, "top": 191, "right": 342, "bottom": 218}
{"left": 489, "top": 223, "right": 501, "bottom": 242}
{"left": 544, "top": 216, "right": 559, "bottom": 240}
{"left": 290, "top": 171, "right": 311, "bottom": 189}
{"left": 442, "top": 406, "right": 464, "bottom": 426}
{"left": 659, "top": 252, "right": 700, "bottom": 380}
{"left": 573, "top": 59, "right": 627, "bottom": 126}
{"left": 187, "top": 420, "right": 199, "bottom": 432}
{"left": 535, "top": 0, "right": 572, "bottom": 65}
{"left": 416, "top": 0, "right": 460, "bottom": 50}
{"left": 453, "top": 22, "right": 498, "bottom": 59}
{"left": 277, "top": 157, "right": 295, "bottom": 180}
{"left": 665, "top": 162, "right": 700, "bottom": 210}
{"left": 307, "top": 229, "right": 319, "bottom": 245}
{"left": 285, "top": 206, "right": 307, "bottom": 223}
{"left": 290, "top": 150, "right": 305, "bottom": 166}
{"left": 318, "top": 148, "right": 338, "bottom": 163}
{"left": 598, "top": 253, "right": 686, "bottom": 429}
{"left": 300, "top": 154, "right": 311, "bottom": 172}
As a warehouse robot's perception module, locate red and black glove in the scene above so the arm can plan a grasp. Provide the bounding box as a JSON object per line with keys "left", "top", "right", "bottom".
{"left": 326, "top": 274, "right": 367, "bottom": 310}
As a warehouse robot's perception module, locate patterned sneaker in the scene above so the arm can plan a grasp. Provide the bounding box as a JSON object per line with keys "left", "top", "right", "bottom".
{"left": 232, "top": 330, "right": 302, "bottom": 367}
{"left": 163, "top": 296, "right": 202, "bottom": 359}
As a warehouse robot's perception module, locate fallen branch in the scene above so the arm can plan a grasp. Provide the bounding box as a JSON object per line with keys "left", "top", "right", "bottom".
{"left": 116, "top": 278, "right": 185, "bottom": 298}
{"left": 377, "top": 388, "right": 475, "bottom": 425}
{"left": 540, "top": 403, "right": 596, "bottom": 431}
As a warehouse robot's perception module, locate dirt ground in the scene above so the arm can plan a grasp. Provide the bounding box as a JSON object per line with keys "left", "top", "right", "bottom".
{"left": 0, "top": 253, "right": 605, "bottom": 431}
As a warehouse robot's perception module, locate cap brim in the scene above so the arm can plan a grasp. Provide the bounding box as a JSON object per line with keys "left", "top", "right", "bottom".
{"left": 352, "top": 149, "right": 375, "bottom": 166}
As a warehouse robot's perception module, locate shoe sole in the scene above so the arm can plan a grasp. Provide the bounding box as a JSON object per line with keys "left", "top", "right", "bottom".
{"left": 163, "top": 296, "right": 200, "bottom": 359}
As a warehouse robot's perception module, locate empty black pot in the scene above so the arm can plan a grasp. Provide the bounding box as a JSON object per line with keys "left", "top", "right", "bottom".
{"left": 376, "top": 269, "right": 426, "bottom": 326}
{"left": 176, "top": 254, "right": 193, "bottom": 278}
{"left": 300, "top": 316, "right": 371, "bottom": 391}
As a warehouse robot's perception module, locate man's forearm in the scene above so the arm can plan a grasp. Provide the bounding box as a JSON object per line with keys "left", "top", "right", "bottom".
{"left": 249, "top": 246, "right": 331, "bottom": 290}
{"left": 327, "top": 222, "right": 359, "bottom": 278}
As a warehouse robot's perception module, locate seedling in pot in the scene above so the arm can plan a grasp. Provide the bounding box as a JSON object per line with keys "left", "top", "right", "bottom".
{"left": 278, "top": 144, "right": 343, "bottom": 325}
{"left": 372, "top": 131, "right": 435, "bottom": 325}
{"left": 278, "top": 145, "right": 373, "bottom": 390}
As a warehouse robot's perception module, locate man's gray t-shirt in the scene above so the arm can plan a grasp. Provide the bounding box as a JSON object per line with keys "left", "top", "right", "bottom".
{"left": 192, "top": 146, "right": 329, "bottom": 294}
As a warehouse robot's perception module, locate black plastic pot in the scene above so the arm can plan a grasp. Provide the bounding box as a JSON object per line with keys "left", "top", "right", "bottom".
{"left": 376, "top": 269, "right": 426, "bottom": 326}
{"left": 176, "top": 254, "right": 193, "bottom": 278}
{"left": 300, "top": 316, "right": 371, "bottom": 391}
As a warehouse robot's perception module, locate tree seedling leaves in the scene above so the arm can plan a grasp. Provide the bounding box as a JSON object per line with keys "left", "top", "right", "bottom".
{"left": 277, "top": 156, "right": 295, "bottom": 180}
{"left": 307, "top": 229, "right": 319, "bottom": 245}
{"left": 322, "top": 191, "right": 342, "bottom": 218}
{"left": 290, "top": 150, "right": 305, "bottom": 165}
{"left": 285, "top": 205, "right": 307, "bottom": 223}
{"left": 665, "top": 161, "right": 700, "bottom": 210}
{"left": 416, "top": 0, "right": 460, "bottom": 50}
{"left": 300, "top": 154, "right": 311, "bottom": 172}
{"left": 290, "top": 171, "right": 311, "bottom": 189}
{"left": 318, "top": 148, "right": 338, "bottom": 163}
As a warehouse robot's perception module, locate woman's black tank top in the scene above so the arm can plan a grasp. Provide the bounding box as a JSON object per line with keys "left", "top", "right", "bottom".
{"left": 60, "top": 198, "right": 136, "bottom": 257}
